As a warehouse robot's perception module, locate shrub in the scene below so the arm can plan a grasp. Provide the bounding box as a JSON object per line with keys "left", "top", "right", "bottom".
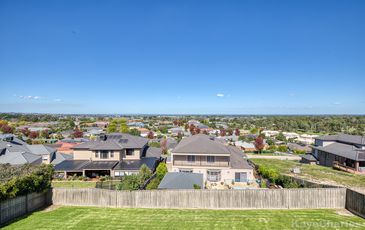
{"left": 116, "top": 174, "right": 140, "bottom": 190}
{"left": 0, "top": 164, "right": 54, "bottom": 201}
{"left": 146, "top": 178, "right": 160, "bottom": 190}
{"left": 277, "top": 145, "right": 288, "bottom": 152}
{"left": 155, "top": 163, "right": 167, "bottom": 181}
{"left": 193, "top": 184, "right": 201, "bottom": 189}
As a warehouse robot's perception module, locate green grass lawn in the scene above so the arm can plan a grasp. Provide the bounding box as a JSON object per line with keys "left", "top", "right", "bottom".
{"left": 250, "top": 158, "right": 365, "bottom": 188}
{"left": 51, "top": 181, "right": 97, "bottom": 188}
{"left": 3, "top": 206, "right": 365, "bottom": 230}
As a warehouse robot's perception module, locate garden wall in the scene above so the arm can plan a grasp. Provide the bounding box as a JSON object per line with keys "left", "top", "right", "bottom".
{"left": 52, "top": 188, "right": 347, "bottom": 210}
{"left": 0, "top": 191, "right": 51, "bottom": 225}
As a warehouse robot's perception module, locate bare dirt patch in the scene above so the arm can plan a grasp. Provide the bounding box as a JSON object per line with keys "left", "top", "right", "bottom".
{"left": 335, "top": 209, "right": 355, "bottom": 217}
{"left": 42, "top": 205, "right": 62, "bottom": 212}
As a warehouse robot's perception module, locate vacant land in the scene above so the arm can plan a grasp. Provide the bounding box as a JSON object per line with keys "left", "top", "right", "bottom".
{"left": 4, "top": 207, "right": 365, "bottom": 229}
{"left": 251, "top": 159, "right": 365, "bottom": 188}
{"left": 51, "top": 181, "right": 96, "bottom": 188}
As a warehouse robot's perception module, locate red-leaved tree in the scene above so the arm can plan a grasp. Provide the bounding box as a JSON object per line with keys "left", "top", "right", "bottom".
{"left": 147, "top": 131, "right": 154, "bottom": 139}
{"left": 254, "top": 137, "right": 265, "bottom": 154}
{"left": 220, "top": 128, "right": 226, "bottom": 137}
{"left": 73, "top": 129, "right": 83, "bottom": 138}
{"left": 29, "top": 131, "right": 39, "bottom": 139}
{"left": 235, "top": 128, "right": 240, "bottom": 136}
{"left": 161, "top": 138, "right": 168, "bottom": 155}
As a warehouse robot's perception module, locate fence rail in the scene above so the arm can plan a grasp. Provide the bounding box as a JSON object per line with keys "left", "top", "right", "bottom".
{"left": 0, "top": 191, "right": 51, "bottom": 225}
{"left": 52, "top": 188, "right": 347, "bottom": 210}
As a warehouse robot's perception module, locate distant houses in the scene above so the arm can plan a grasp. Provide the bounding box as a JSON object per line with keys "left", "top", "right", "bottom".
{"left": 0, "top": 134, "right": 61, "bottom": 165}
{"left": 234, "top": 141, "right": 256, "bottom": 152}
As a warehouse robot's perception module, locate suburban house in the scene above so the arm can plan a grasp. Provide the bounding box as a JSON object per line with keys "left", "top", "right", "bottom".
{"left": 170, "top": 134, "right": 254, "bottom": 184}
{"left": 288, "top": 143, "right": 312, "bottom": 154}
{"left": 234, "top": 141, "right": 256, "bottom": 152}
{"left": 54, "top": 133, "right": 162, "bottom": 178}
{"left": 312, "top": 134, "right": 365, "bottom": 173}
{"left": 0, "top": 134, "right": 59, "bottom": 165}
{"left": 168, "top": 127, "right": 184, "bottom": 136}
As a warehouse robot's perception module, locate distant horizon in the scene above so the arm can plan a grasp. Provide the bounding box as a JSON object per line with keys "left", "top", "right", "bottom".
{"left": 1, "top": 112, "right": 365, "bottom": 116}
{"left": 1, "top": 1, "right": 365, "bottom": 114}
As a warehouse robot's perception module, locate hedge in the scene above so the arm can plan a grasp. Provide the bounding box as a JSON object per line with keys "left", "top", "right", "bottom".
{"left": 0, "top": 164, "right": 54, "bottom": 201}
{"left": 256, "top": 164, "right": 302, "bottom": 188}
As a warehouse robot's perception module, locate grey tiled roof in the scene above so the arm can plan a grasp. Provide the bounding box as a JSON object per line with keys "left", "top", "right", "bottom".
{"left": 0, "top": 150, "right": 41, "bottom": 165}
{"left": 73, "top": 133, "right": 148, "bottom": 150}
{"left": 27, "top": 145, "right": 56, "bottom": 155}
{"left": 228, "top": 146, "right": 253, "bottom": 169}
{"left": 158, "top": 172, "right": 204, "bottom": 189}
{"left": 300, "top": 154, "right": 317, "bottom": 161}
{"left": 113, "top": 157, "right": 158, "bottom": 171}
{"left": 0, "top": 137, "right": 56, "bottom": 165}
{"left": 316, "top": 134, "right": 365, "bottom": 146}
{"left": 173, "top": 134, "right": 231, "bottom": 154}
{"left": 51, "top": 152, "right": 73, "bottom": 165}
{"left": 83, "top": 161, "right": 119, "bottom": 170}
{"left": 314, "top": 142, "right": 365, "bottom": 161}
{"left": 145, "top": 147, "right": 162, "bottom": 158}
{"left": 54, "top": 160, "right": 90, "bottom": 171}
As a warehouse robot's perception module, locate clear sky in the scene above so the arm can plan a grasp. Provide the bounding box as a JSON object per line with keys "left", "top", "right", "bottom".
{"left": 1, "top": 0, "right": 365, "bottom": 115}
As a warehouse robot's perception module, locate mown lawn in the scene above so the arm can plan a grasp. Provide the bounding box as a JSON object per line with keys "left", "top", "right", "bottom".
{"left": 250, "top": 158, "right": 365, "bottom": 188}
{"left": 3, "top": 207, "right": 365, "bottom": 229}
{"left": 51, "top": 181, "right": 97, "bottom": 188}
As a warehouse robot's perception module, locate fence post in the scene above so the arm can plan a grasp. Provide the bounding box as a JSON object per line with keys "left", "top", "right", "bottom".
{"left": 25, "top": 193, "right": 28, "bottom": 213}
{"left": 0, "top": 200, "right": 2, "bottom": 225}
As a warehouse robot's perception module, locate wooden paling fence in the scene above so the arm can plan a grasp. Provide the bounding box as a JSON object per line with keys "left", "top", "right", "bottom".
{"left": 346, "top": 189, "right": 365, "bottom": 218}
{"left": 1, "top": 187, "right": 365, "bottom": 225}
{"left": 0, "top": 191, "right": 51, "bottom": 225}
{"left": 52, "top": 188, "right": 347, "bottom": 210}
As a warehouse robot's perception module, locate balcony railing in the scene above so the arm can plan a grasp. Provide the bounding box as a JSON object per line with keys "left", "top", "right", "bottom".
{"left": 173, "top": 160, "right": 229, "bottom": 167}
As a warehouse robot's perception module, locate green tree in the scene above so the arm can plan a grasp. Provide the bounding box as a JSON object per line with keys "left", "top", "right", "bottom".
{"left": 276, "top": 132, "right": 286, "bottom": 142}
{"left": 128, "top": 128, "right": 141, "bottom": 136}
{"left": 119, "top": 119, "right": 129, "bottom": 133}
{"left": 107, "top": 123, "right": 117, "bottom": 133}
{"left": 138, "top": 164, "right": 152, "bottom": 185}
{"left": 250, "top": 127, "right": 258, "bottom": 134}
{"left": 116, "top": 174, "right": 140, "bottom": 190}
{"left": 155, "top": 162, "right": 167, "bottom": 181}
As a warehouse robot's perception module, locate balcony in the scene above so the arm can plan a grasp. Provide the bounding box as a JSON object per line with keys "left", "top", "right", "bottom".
{"left": 173, "top": 160, "right": 229, "bottom": 167}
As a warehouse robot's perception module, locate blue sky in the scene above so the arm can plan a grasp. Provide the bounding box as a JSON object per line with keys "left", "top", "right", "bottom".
{"left": 1, "top": 0, "right": 365, "bottom": 114}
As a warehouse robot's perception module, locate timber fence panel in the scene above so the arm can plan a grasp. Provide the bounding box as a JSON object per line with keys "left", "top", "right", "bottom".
{"left": 346, "top": 189, "right": 365, "bottom": 218}
{"left": 52, "top": 188, "right": 348, "bottom": 210}
{"left": 0, "top": 192, "right": 49, "bottom": 225}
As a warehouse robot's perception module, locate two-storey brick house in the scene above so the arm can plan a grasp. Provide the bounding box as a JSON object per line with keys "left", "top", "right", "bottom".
{"left": 171, "top": 134, "right": 254, "bottom": 184}
{"left": 54, "top": 133, "right": 162, "bottom": 178}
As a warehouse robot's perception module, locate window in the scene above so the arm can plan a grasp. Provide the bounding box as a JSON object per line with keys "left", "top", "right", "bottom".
{"left": 126, "top": 149, "right": 134, "bottom": 156}
{"left": 207, "top": 156, "right": 215, "bottom": 163}
{"left": 110, "top": 151, "right": 114, "bottom": 158}
{"left": 100, "top": 150, "right": 108, "bottom": 159}
{"left": 187, "top": 155, "right": 195, "bottom": 163}
{"left": 95, "top": 151, "right": 99, "bottom": 158}
{"left": 207, "top": 170, "right": 221, "bottom": 182}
